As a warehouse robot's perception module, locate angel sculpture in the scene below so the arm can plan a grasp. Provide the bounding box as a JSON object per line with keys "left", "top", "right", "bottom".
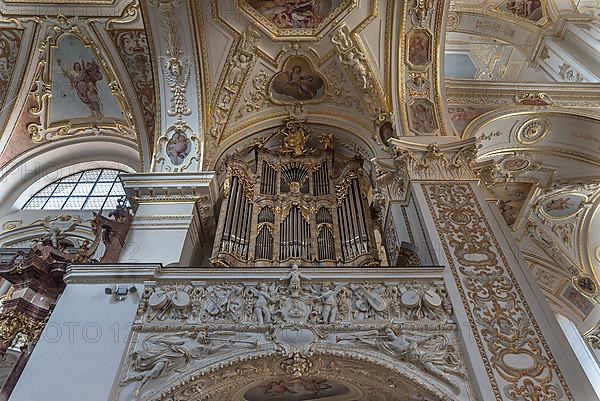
{"left": 312, "top": 283, "right": 345, "bottom": 324}
{"left": 247, "top": 284, "right": 275, "bottom": 324}
{"left": 121, "top": 331, "right": 256, "bottom": 398}
{"left": 339, "top": 328, "right": 462, "bottom": 391}
{"left": 280, "top": 264, "right": 311, "bottom": 298}
{"left": 41, "top": 216, "right": 77, "bottom": 249}
{"left": 343, "top": 50, "right": 370, "bottom": 90}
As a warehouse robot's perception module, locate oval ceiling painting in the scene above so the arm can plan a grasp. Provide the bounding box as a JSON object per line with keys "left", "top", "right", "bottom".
{"left": 540, "top": 193, "right": 585, "bottom": 219}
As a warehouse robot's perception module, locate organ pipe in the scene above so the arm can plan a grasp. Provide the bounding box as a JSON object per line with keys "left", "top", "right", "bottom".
{"left": 213, "top": 142, "right": 377, "bottom": 266}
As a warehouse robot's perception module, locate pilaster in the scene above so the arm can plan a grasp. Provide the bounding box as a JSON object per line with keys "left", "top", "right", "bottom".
{"left": 119, "top": 172, "right": 217, "bottom": 266}
{"left": 380, "top": 138, "right": 599, "bottom": 401}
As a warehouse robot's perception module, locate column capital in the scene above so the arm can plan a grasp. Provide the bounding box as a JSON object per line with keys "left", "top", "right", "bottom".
{"left": 389, "top": 137, "right": 478, "bottom": 181}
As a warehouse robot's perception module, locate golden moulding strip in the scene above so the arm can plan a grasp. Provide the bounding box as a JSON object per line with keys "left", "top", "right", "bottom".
{"left": 422, "top": 183, "right": 574, "bottom": 401}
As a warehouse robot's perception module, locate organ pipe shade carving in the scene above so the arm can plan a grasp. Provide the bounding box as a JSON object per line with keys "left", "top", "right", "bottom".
{"left": 211, "top": 124, "right": 378, "bottom": 267}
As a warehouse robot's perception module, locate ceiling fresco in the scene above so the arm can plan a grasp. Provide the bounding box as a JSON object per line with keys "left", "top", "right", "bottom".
{"left": 241, "top": 0, "right": 353, "bottom": 38}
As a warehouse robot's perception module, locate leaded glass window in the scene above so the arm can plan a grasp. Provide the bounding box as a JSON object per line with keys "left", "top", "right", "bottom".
{"left": 23, "top": 169, "right": 127, "bottom": 211}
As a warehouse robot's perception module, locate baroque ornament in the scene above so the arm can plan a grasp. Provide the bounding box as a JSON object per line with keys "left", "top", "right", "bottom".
{"left": 236, "top": 69, "right": 271, "bottom": 120}
{"left": 0, "top": 308, "right": 45, "bottom": 351}
{"left": 422, "top": 183, "right": 573, "bottom": 401}
{"left": 158, "top": 8, "right": 191, "bottom": 118}
{"left": 27, "top": 16, "right": 136, "bottom": 143}
{"left": 114, "top": 266, "right": 466, "bottom": 400}
{"left": 109, "top": 29, "right": 157, "bottom": 142}
{"left": 277, "top": 117, "right": 314, "bottom": 157}
{"left": 208, "top": 26, "right": 261, "bottom": 143}
{"left": 572, "top": 274, "right": 599, "bottom": 298}
{"left": 516, "top": 117, "right": 550, "bottom": 145}
{"left": 153, "top": 120, "right": 200, "bottom": 172}
{"left": 331, "top": 25, "right": 387, "bottom": 120}
{"left": 585, "top": 325, "right": 600, "bottom": 350}
{"left": 392, "top": 142, "right": 476, "bottom": 181}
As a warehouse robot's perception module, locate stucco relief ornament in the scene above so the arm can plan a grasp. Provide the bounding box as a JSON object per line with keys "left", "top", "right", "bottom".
{"left": 392, "top": 143, "right": 476, "bottom": 180}
{"left": 331, "top": 25, "right": 385, "bottom": 117}
{"left": 277, "top": 265, "right": 314, "bottom": 324}
{"left": 424, "top": 184, "right": 573, "bottom": 400}
{"left": 153, "top": 0, "right": 191, "bottom": 119}
{"left": 41, "top": 215, "right": 80, "bottom": 249}
{"left": 558, "top": 63, "right": 584, "bottom": 83}
{"left": 337, "top": 328, "right": 462, "bottom": 391}
{"left": 585, "top": 325, "right": 600, "bottom": 350}
{"left": 147, "top": 285, "right": 191, "bottom": 320}
{"left": 208, "top": 27, "right": 260, "bottom": 143}
{"left": 279, "top": 352, "right": 314, "bottom": 377}
{"left": 411, "top": 0, "right": 434, "bottom": 26}
{"left": 160, "top": 51, "right": 191, "bottom": 118}
{"left": 331, "top": 25, "right": 353, "bottom": 52}
{"left": 120, "top": 330, "right": 256, "bottom": 399}
{"left": 277, "top": 118, "right": 315, "bottom": 157}
{"left": 572, "top": 274, "right": 599, "bottom": 298}
{"left": 516, "top": 117, "right": 550, "bottom": 145}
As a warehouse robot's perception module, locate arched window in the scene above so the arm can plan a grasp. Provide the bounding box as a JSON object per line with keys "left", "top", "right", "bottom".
{"left": 22, "top": 169, "right": 127, "bottom": 211}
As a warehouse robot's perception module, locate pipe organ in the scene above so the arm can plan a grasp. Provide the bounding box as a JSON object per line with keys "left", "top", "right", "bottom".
{"left": 211, "top": 120, "right": 379, "bottom": 267}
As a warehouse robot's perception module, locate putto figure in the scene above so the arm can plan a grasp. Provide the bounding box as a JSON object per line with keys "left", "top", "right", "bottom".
{"left": 280, "top": 264, "right": 311, "bottom": 297}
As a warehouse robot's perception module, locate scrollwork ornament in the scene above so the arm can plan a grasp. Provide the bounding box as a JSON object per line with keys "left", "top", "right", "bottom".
{"left": 158, "top": 9, "right": 191, "bottom": 118}
{"left": 106, "top": 0, "right": 140, "bottom": 30}
{"left": 422, "top": 183, "right": 573, "bottom": 401}
{"left": 411, "top": 0, "right": 434, "bottom": 27}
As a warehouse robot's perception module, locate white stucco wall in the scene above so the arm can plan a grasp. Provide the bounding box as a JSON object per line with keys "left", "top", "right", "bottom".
{"left": 9, "top": 279, "right": 142, "bottom": 401}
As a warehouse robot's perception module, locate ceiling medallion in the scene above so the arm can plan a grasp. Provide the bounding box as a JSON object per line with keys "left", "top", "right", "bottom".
{"left": 516, "top": 117, "right": 550, "bottom": 145}
{"left": 539, "top": 192, "right": 585, "bottom": 220}
{"left": 239, "top": 0, "right": 355, "bottom": 40}
{"left": 572, "top": 274, "right": 599, "bottom": 299}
